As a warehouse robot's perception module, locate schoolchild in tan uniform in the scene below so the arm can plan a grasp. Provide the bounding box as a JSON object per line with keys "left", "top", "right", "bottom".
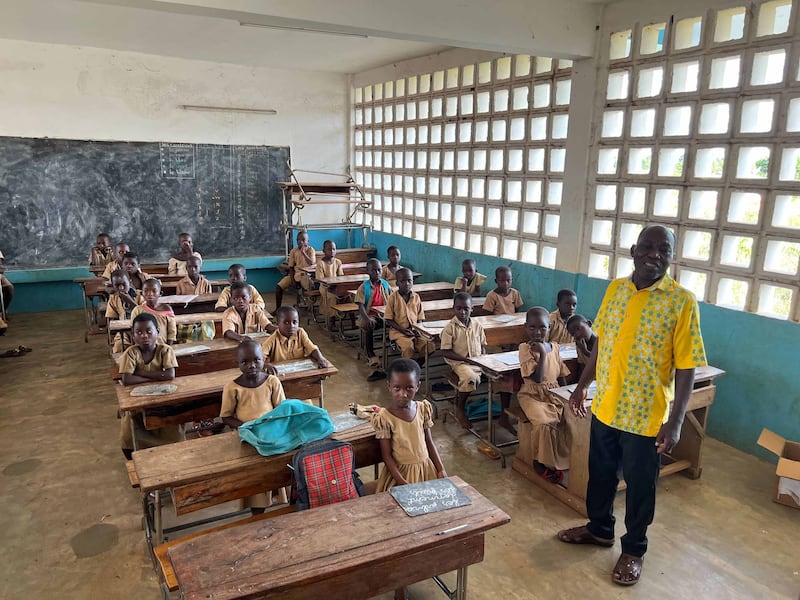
{"left": 176, "top": 255, "right": 212, "bottom": 295}
{"left": 89, "top": 232, "right": 115, "bottom": 267}
{"left": 355, "top": 258, "right": 391, "bottom": 381}
{"left": 130, "top": 278, "right": 177, "bottom": 345}
{"left": 518, "top": 307, "right": 571, "bottom": 483}
{"left": 215, "top": 264, "right": 265, "bottom": 311}
{"left": 121, "top": 252, "right": 151, "bottom": 292}
{"left": 101, "top": 243, "right": 131, "bottom": 280}
{"left": 105, "top": 270, "right": 143, "bottom": 352}
{"left": 384, "top": 268, "right": 433, "bottom": 362}
{"left": 454, "top": 258, "right": 487, "bottom": 297}
{"left": 440, "top": 292, "right": 486, "bottom": 429}
{"left": 118, "top": 313, "right": 183, "bottom": 459}
{"left": 168, "top": 232, "right": 202, "bottom": 276}
{"left": 274, "top": 231, "right": 315, "bottom": 311}
{"left": 222, "top": 282, "right": 276, "bottom": 342}
{"left": 548, "top": 289, "right": 578, "bottom": 344}
{"left": 380, "top": 245, "right": 403, "bottom": 283}
{"left": 220, "top": 340, "right": 287, "bottom": 512}
{"left": 315, "top": 240, "right": 344, "bottom": 327}
{"left": 483, "top": 266, "right": 524, "bottom": 315}
{"left": 261, "top": 306, "right": 331, "bottom": 374}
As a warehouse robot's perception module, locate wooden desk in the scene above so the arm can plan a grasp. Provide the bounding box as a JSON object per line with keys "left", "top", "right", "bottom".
{"left": 374, "top": 297, "right": 488, "bottom": 322}
{"left": 302, "top": 262, "right": 367, "bottom": 277}
{"left": 318, "top": 272, "right": 422, "bottom": 298}
{"left": 313, "top": 247, "right": 375, "bottom": 265}
{"left": 465, "top": 345, "right": 579, "bottom": 466}
{"left": 511, "top": 365, "right": 726, "bottom": 515}
{"left": 73, "top": 277, "right": 110, "bottom": 342}
{"left": 159, "top": 293, "right": 221, "bottom": 315}
{"left": 117, "top": 364, "right": 338, "bottom": 434}
{"left": 167, "top": 476, "right": 509, "bottom": 600}
{"left": 133, "top": 420, "right": 379, "bottom": 544}
{"left": 414, "top": 313, "right": 527, "bottom": 347}
{"left": 89, "top": 262, "right": 170, "bottom": 276}
{"left": 108, "top": 312, "right": 225, "bottom": 347}
{"left": 411, "top": 281, "right": 456, "bottom": 301}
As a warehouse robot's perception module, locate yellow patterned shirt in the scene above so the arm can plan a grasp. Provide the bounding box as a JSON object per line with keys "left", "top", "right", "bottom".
{"left": 592, "top": 274, "right": 707, "bottom": 437}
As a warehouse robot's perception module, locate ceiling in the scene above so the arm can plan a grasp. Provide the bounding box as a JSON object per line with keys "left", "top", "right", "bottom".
{"left": 0, "top": 0, "right": 608, "bottom": 73}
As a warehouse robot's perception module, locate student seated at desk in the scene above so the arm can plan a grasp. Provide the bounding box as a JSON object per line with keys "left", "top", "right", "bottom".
{"left": 221, "top": 340, "right": 287, "bottom": 513}
{"left": 355, "top": 258, "right": 391, "bottom": 381}
{"left": 118, "top": 313, "right": 184, "bottom": 459}
{"left": 261, "top": 306, "right": 331, "bottom": 374}
{"left": 222, "top": 282, "right": 276, "bottom": 342}
{"left": 89, "top": 232, "right": 114, "bottom": 267}
{"left": 567, "top": 314, "right": 597, "bottom": 374}
{"left": 384, "top": 268, "right": 433, "bottom": 364}
{"left": 130, "top": 279, "right": 177, "bottom": 345}
{"left": 483, "top": 266, "right": 524, "bottom": 315}
{"left": 441, "top": 292, "right": 486, "bottom": 429}
{"left": 0, "top": 249, "right": 13, "bottom": 334}
{"left": 215, "top": 264, "right": 265, "bottom": 312}
{"left": 122, "top": 252, "right": 150, "bottom": 292}
{"left": 368, "top": 359, "right": 446, "bottom": 492}
{"left": 105, "top": 270, "right": 143, "bottom": 352}
{"left": 454, "top": 258, "right": 486, "bottom": 297}
{"left": 168, "top": 232, "right": 202, "bottom": 276}
{"left": 100, "top": 242, "right": 131, "bottom": 280}
{"left": 176, "top": 255, "right": 212, "bottom": 295}
{"left": 548, "top": 289, "right": 578, "bottom": 344}
{"left": 518, "top": 307, "right": 571, "bottom": 483}
{"left": 380, "top": 245, "right": 403, "bottom": 283}
{"left": 315, "top": 240, "right": 344, "bottom": 328}
{"left": 275, "top": 230, "right": 315, "bottom": 312}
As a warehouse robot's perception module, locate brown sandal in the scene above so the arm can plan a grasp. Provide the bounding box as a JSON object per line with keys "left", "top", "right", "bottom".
{"left": 612, "top": 553, "right": 643, "bottom": 586}
{"left": 556, "top": 525, "right": 614, "bottom": 547}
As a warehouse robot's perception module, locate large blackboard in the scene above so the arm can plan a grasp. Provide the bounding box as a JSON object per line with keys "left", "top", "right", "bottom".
{"left": 0, "top": 137, "right": 289, "bottom": 267}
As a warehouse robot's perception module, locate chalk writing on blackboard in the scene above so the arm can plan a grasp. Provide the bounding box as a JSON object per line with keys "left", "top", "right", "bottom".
{"left": 389, "top": 479, "right": 471, "bottom": 517}
{"left": 160, "top": 142, "right": 196, "bottom": 179}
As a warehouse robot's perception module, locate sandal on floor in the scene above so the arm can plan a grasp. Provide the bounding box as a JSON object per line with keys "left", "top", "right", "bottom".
{"left": 17, "top": 345, "right": 32, "bottom": 353}
{"left": 476, "top": 441, "right": 501, "bottom": 460}
{"left": 367, "top": 356, "right": 381, "bottom": 368}
{"left": 556, "top": 525, "right": 615, "bottom": 547}
{"left": 366, "top": 370, "right": 386, "bottom": 382}
{"left": 0, "top": 347, "right": 24, "bottom": 358}
{"left": 612, "top": 553, "right": 643, "bottom": 586}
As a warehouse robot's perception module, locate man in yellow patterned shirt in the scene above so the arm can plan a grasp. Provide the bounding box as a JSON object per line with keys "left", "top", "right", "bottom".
{"left": 557, "top": 225, "right": 706, "bottom": 586}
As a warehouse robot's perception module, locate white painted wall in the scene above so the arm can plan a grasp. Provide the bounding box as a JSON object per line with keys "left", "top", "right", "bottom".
{"left": 0, "top": 38, "right": 350, "bottom": 225}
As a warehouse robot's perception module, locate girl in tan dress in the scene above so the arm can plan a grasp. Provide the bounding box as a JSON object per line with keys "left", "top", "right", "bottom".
{"left": 370, "top": 359, "right": 447, "bottom": 492}
{"left": 518, "top": 307, "right": 571, "bottom": 482}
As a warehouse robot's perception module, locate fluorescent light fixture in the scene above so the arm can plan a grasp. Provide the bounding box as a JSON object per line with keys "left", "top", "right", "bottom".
{"left": 180, "top": 105, "right": 277, "bottom": 115}
{"left": 239, "top": 21, "right": 368, "bottom": 38}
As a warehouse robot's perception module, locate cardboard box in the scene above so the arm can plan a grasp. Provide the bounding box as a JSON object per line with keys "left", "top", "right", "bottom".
{"left": 757, "top": 429, "right": 800, "bottom": 510}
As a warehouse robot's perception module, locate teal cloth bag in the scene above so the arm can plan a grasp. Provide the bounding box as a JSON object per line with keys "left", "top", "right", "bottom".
{"left": 238, "top": 399, "right": 335, "bottom": 457}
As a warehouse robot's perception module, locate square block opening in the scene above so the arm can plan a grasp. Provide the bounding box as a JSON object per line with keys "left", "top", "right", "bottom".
{"left": 653, "top": 188, "right": 680, "bottom": 217}
{"left": 664, "top": 105, "right": 693, "bottom": 136}
{"left": 521, "top": 241, "right": 539, "bottom": 265}
{"left": 529, "top": 148, "right": 546, "bottom": 172}
{"left": 547, "top": 181, "right": 563, "bottom": 205}
{"left": 616, "top": 257, "right": 634, "bottom": 278}
{"left": 628, "top": 147, "right": 653, "bottom": 175}
{"left": 531, "top": 116, "right": 548, "bottom": 140}
{"left": 689, "top": 190, "right": 718, "bottom": 220}
{"left": 778, "top": 147, "right": 800, "bottom": 181}
{"left": 671, "top": 61, "right": 700, "bottom": 93}
{"left": 512, "top": 86, "right": 529, "bottom": 110}
{"left": 619, "top": 222, "right": 643, "bottom": 247}
{"left": 631, "top": 108, "right": 656, "bottom": 137}
{"left": 638, "top": 66, "right": 664, "bottom": 98}
{"left": 694, "top": 147, "right": 726, "bottom": 178}
{"left": 756, "top": 0, "right": 792, "bottom": 37}
{"left": 607, "top": 70, "right": 630, "bottom": 100}
{"left": 595, "top": 184, "right": 617, "bottom": 211}
{"left": 699, "top": 102, "right": 730, "bottom": 134}
{"left": 751, "top": 49, "right": 786, "bottom": 86}
{"left": 720, "top": 234, "right": 754, "bottom": 267}
{"left": 716, "top": 278, "right": 749, "bottom": 310}
{"left": 658, "top": 147, "right": 686, "bottom": 177}
{"left": 682, "top": 230, "right": 713, "bottom": 261}
{"left": 508, "top": 180, "right": 522, "bottom": 203}
{"left": 709, "top": 56, "right": 741, "bottom": 89}
{"left": 727, "top": 191, "right": 761, "bottom": 225}
{"left": 640, "top": 22, "right": 667, "bottom": 55}
{"left": 764, "top": 240, "right": 800, "bottom": 274}
{"left": 678, "top": 269, "right": 708, "bottom": 300}
{"left": 597, "top": 148, "right": 619, "bottom": 175}
{"left": 757, "top": 284, "right": 794, "bottom": 319}
{"left": 602, "top": 110, "right": 625, "bottom": 138}
{"left": 502, "top": 238, "right": 520, "bottom": 261}
{"left": 524, "top": 210, "right": 541, "bottom": 234}
{"left": 773, "top": 194, "right": 800, "bottom": 229}
{"left": 622, "top": 186, "right": 647, "bottom": 214}
{"left": 736, "top": 146, "right": 770, "bottom": 179}
{"left": 588, "top": 253, "right": 610, "bottom": 279}
{"left": 714, "top": 6, "right": 746, "bottom": 43}
{"left": 609, "top": 30, "right": 632, "bottom": 60}
{"left": 675, "top": 16, "right": 703, "bottom": 50}
{"left": 740, "top": 98, "right": 774, "bottom": 133}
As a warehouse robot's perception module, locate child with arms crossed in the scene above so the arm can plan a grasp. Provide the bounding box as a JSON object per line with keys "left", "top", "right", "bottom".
{"left": 261, "top": 306, "right": 331, "bottom": 373}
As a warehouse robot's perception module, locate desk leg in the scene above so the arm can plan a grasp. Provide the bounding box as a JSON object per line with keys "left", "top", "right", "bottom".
{"left": 486, "top": 380, "right": 495, "bottom": 445}
{"left": 318, "top": 383, "right": 325, "bottom": 409}
{"left": 381, "top": 317, "right": 387, "bottom": 368}
{"left": 130, "top": 412, "right": 139, "bottom": 452}
{"left": 153, "top": 490, "right": 163, "bottom": 545}
{"left": 456, "top": 566, "right": 469, "bottom": 600}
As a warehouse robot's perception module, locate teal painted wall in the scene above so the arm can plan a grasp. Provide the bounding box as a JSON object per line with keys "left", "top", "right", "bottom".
{"left": 371, "top": 231, "right": 800, "bottom": 462}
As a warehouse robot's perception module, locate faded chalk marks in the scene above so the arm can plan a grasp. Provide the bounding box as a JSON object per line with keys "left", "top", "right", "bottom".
{"left": 70, "top": 523, "right": 119, "bottom": 558}
{"left": 3, "top": 458, "right": 42, "bottom": 476}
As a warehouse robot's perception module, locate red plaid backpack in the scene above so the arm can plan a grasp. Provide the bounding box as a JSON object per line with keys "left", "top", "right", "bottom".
{"left": 290, "top": 439, "right": 365, "bottom": 510}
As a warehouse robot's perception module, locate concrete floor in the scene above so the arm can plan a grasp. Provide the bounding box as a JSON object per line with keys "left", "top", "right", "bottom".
{"left": 1, "top": 307, "right": 798, "bottom": 600}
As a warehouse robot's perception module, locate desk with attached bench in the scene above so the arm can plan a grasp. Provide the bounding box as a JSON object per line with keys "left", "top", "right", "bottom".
{"left": 510, "top": 365, "right": 726, "bottom": 515}
{"left": 165, "top": 476, "right": 509, "bottom": 600}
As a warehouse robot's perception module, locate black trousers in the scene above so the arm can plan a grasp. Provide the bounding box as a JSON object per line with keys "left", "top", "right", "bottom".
{"left": 585, "top": 416, "right": 660, "bottom": 557}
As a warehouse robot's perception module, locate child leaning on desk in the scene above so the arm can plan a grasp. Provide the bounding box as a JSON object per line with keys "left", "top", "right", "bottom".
{"left": 567, "top": 313, "right": 597, "bottom": 374}
{"left": 118, "top": 313, "right": 184, "bottom": 459}
{"left": 518, "top": 306, "right": 571, "bottom": 483}
{"left": 222, "top": 282, "right": 276, "bottom": 342}
{"left": 168, "top": 232, "right": 202, "bottom": 276}
{"left": 366, "top": 359, "right": 446, "bottom": 492}
{"left": 548, "top": 289, "right": 578, "bottom": 344}
{"left": 260, "top": 306, "right": 331, "bottom": 374}
{"left": 106, "top": 270, "right": 143, "bottom": 353}
{"left": 454, "top": 258, "right": 486, "bottom": 297}
{"left": 221, "top": 340, "right": 288, "bottom": 513}
{"left": 176, "top": 255, "right": 212, "bottom": 295}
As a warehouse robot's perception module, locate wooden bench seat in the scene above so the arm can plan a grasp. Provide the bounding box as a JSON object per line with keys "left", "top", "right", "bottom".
{"left": 126, "top": 460, "right": 140, "bottom": 488}
{"left": 155, "top": 505, "right": 296, "bottom": 591}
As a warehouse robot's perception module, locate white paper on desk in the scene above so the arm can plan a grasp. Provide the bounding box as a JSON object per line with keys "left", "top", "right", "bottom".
{"left": 559, "top": 345, "right": 578, "bottom": 360}
{"left": 492, "top": 350, "right": 520, "bottom": 366}
{"left": 130, "top": 383, "right": 177, "bottom": 396}
{"left": 248, "top": 331, "right": 271, "bottom": 339}
{"left": 422, "top": 319, "right": 450, "bottom": 329}
{"left": 491, "top": 314, "right": 517, "bottom": 323}
{"left": 173, "top": 344, "right": 211, "bottom": 357}
{"left": 160, "top": 294, "right": 197, "bottom": 304}
{"left": 274, "top": 359, "right": 317, "bottom": 375}
{"left": 565, "top": 382, "right": 597, "bottom": 397}
{"left": 330, "top": 412, "right": 364, "bottom": 432}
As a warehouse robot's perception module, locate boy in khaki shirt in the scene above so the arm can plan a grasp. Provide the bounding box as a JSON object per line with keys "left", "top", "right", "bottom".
{"left": 315, "top": 240, "right": 345, "bottom": 327}
{"left": 215, "top": 264, "right": 265, "bottom": 311}
{"left": 222, "top": 282, "right": 276, "bottom": 342}
{"left": 483, "top": 266, "right": 524, "bottom": 315}
{"left": 384, "top": 268, "right": 433, "bottom": 362}
{"left": 261, "top": 306, "right": 331, "bottom": 374}
{"left": 275, "top": 231, "right": 316, "bottom": 311}
{"left": 441, "top": 293, "right": 486, "bottom": 429}
{"left": 548, "top": 289, "right": 577, "bottom": 344}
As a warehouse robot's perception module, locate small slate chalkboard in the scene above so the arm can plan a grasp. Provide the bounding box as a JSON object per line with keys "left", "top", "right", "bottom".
{"left": 389, "top": 479, "right": 471, "bottom": 517}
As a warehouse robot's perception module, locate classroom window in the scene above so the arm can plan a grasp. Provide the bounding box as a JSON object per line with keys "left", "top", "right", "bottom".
{"left": 587, "top": 11, "right": 800, "bottom": 321}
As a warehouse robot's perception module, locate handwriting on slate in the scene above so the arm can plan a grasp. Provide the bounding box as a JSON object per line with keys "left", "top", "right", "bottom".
{"left": 389, "top": 479, "right": 471, "bottom": 516}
